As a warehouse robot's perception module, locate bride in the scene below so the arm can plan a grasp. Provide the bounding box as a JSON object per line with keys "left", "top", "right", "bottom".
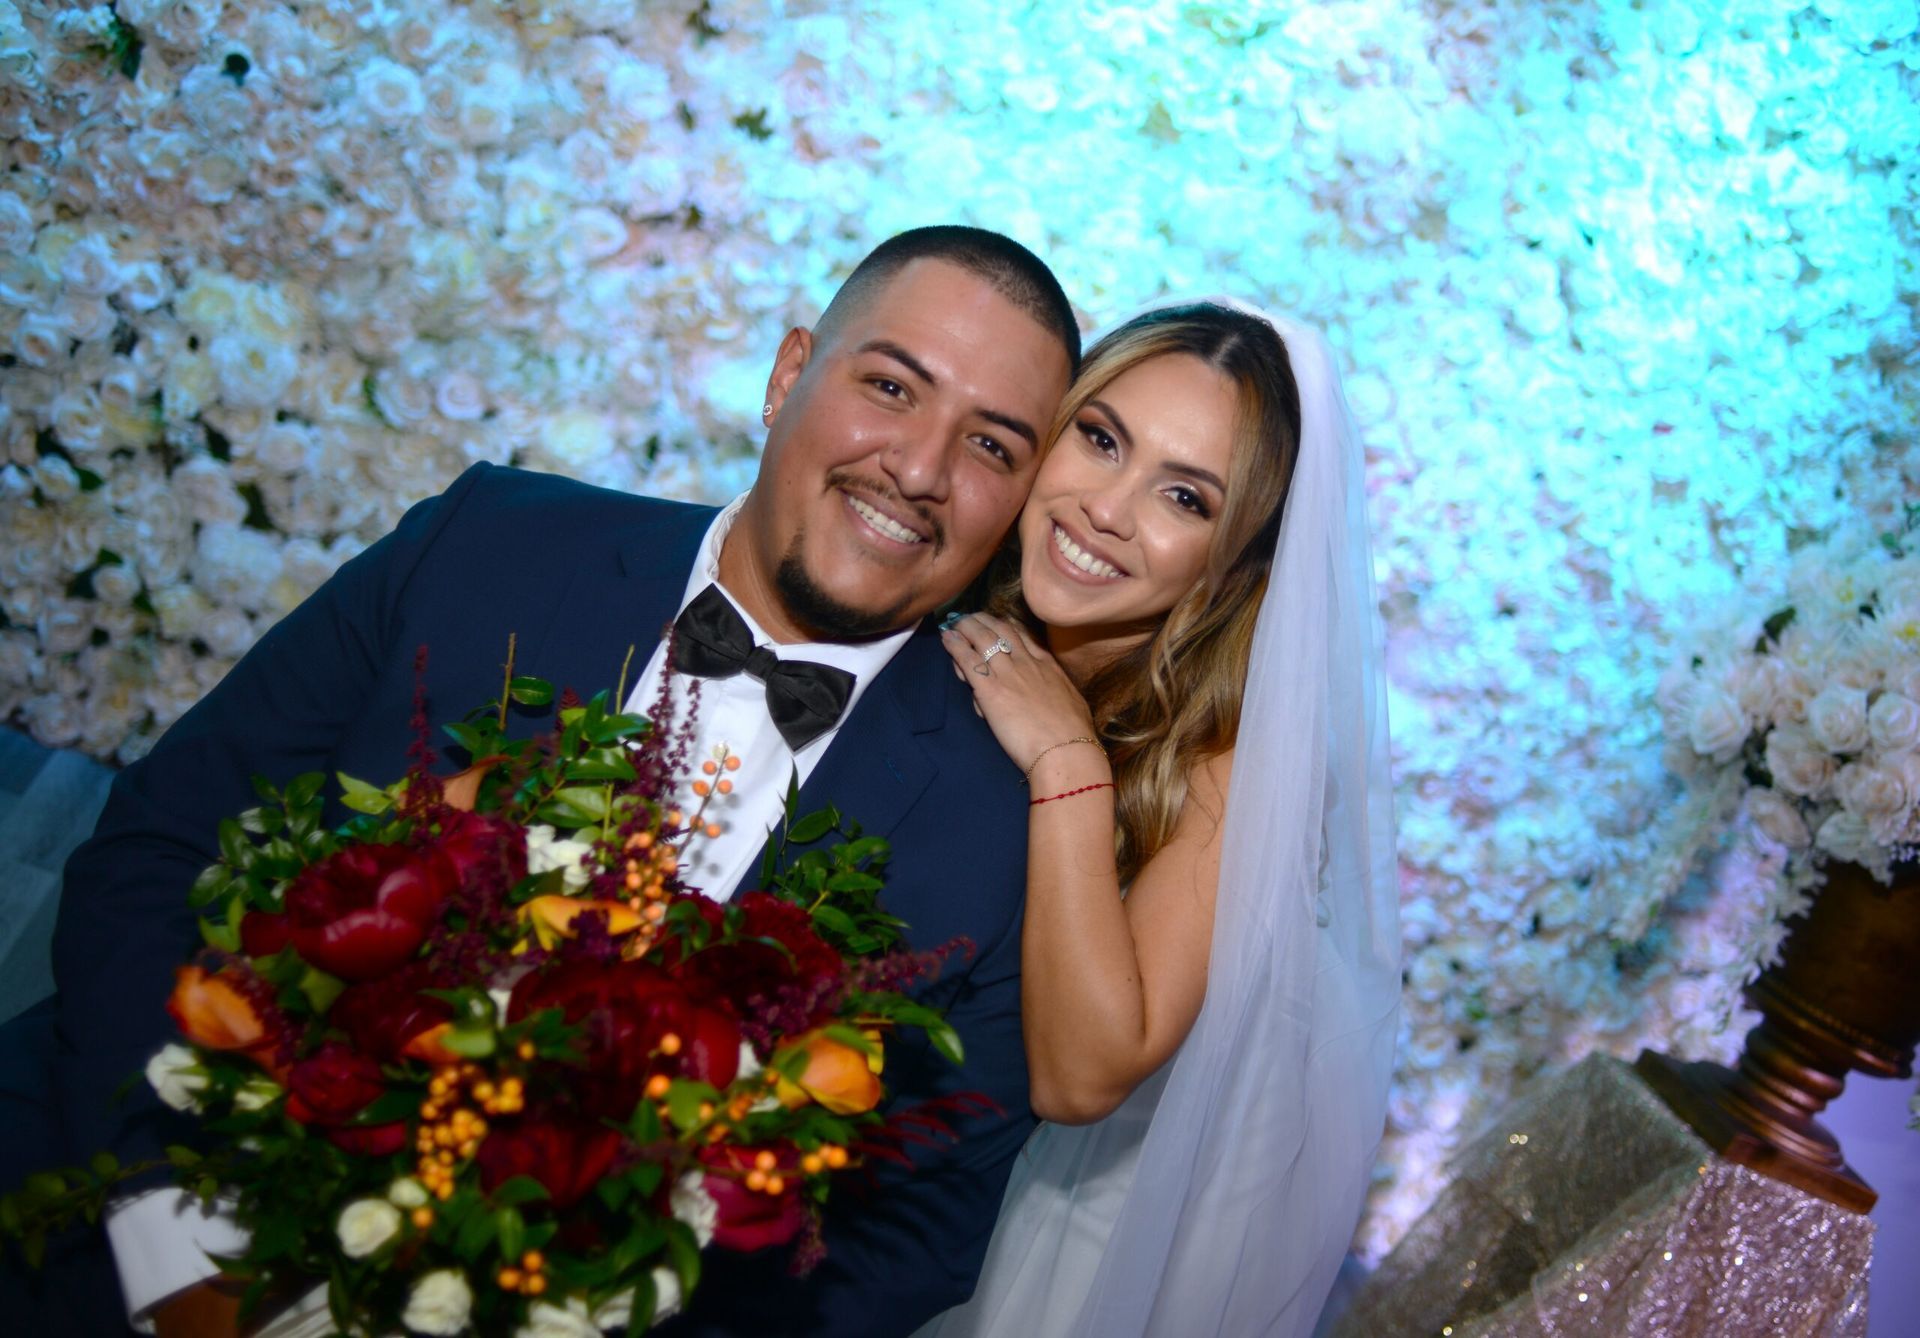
{"left": 922, "top": 300, "right": 1398, "bottom": 1336}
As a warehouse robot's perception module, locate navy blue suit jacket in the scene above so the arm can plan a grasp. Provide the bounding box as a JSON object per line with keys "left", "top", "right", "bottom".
{"left": 51, "top": 463, "right": 1033, "bottom": 1335}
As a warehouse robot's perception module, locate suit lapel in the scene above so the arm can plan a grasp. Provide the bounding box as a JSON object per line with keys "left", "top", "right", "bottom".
{"left": 521, "top": 500, "right": 716, "bottom": 707}
{"left": 730, "top": 625, "right": 950, "bottom": 896}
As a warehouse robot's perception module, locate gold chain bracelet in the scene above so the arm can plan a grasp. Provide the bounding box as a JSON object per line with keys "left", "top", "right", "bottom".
{"left": 1022, "top": 735, "right": 1102, "bottom": 784}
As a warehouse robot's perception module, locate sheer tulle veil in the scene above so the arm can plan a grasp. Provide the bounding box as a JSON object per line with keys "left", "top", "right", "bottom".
{"left": 956, "top": 298, "right": 1401, "bottom": 1337}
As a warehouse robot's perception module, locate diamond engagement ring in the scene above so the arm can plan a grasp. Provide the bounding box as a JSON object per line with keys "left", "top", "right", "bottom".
{"left": 975, "top": 637, "right": 1015, "bottom": 675}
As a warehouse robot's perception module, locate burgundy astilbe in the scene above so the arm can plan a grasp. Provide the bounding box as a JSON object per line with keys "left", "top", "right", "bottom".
{"left": 786, "top": 1204, "right": 827, "bottom": 1278}
{"left": 846, "top": 937, "right": 974, "bottom": 995}
{"left": 401, "top": 645, "right": 442, "bottom": 815}
{"left": 736, "top": 973, "right": 848, "bottom": 1054}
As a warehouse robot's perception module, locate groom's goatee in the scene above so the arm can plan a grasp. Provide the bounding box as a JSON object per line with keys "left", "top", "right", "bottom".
{"left": 775, "top": 543, "right": 915, "bottom": 642}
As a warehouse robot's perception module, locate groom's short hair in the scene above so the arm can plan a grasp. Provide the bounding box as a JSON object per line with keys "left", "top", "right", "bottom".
{"left": 814, "top": 225, "right": 1082, "bottom": 371}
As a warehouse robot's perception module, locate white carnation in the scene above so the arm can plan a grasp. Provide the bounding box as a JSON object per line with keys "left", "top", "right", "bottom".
{"left": 233, "top": 1076, "right": 282, "bottom": 1112}
{"left": 525, "top": 824, "right": 595, "bottom": 890}
{"left": 388, "top": 1177, "right": 430, "bottom": 1209}
{"left": 336, "top": 1198, "right": 402, "bottom": 1259}
{"left": 1868, "top": 692, "right": 1920, "bottom": 753}
{"left": 402, "top": 1269, "right": 473, "bottom": 1336}
{"left": 145, "top": 1042, "right": 208, "bottom": 1112}
{"left": 669, "top": 1169, "right": 718, "bottom": 1248}
{"left": 589, "top": 1266, "right": 684, "bottom": 1330}
{"left": 515, "top": 1298, "right": 600, "bottom": 1338}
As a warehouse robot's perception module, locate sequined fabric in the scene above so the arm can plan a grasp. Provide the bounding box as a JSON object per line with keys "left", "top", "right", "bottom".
{"left": 1331, "top": 1055, "right": 1874, "bottom": 1337}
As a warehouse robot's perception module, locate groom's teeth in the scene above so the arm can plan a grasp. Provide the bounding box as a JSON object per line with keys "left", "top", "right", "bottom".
{"left": 1053, "top": 525, "right": 1122, "bottom": 579}
{"left": 848, "top": 494, "right": 924, "bottom": 544}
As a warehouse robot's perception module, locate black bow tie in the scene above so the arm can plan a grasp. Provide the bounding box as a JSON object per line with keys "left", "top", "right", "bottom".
{"left": 670, "top": 585, "right": 857, "bottom": 753}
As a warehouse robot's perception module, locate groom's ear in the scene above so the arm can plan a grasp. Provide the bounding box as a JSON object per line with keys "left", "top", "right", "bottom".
{"left": 763, "top": 326, "right": 815, "bottom": 422}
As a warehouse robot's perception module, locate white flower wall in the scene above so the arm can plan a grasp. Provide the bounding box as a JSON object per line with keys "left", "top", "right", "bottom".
{"left": 2, "top": 0, "right": 1915, "bottom": 1257}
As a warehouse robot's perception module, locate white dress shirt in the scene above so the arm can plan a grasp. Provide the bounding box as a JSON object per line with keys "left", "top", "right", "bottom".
{"left": 106, "top": 494, "right": 915, "bottom": 1326}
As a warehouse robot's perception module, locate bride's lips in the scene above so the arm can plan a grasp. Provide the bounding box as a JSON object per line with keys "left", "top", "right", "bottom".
{"left": 1043, "top": 518, "right": 1127, "bottom": 584}
{"left": 838, "top": 487, "right": 933, "bottom": 551}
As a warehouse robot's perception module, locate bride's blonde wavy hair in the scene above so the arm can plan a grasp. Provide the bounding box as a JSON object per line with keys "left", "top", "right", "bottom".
{"left": 981, "top": 304, "right": 1302, "bottom": 882}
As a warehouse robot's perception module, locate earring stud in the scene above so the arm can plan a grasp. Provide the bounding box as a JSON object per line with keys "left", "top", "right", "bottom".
{"left": 761, "top": 403, "right": 773, "bottom": 419}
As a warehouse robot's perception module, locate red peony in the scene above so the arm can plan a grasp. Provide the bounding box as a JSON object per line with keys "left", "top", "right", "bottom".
{"left": 326, "top": 1122, "right": 409, "bottom": 1157}
{"left": 475, "top": 1114, "right": 623, "bottom": 1211}
{"left": 239, "top": 911, "right": 291, "bottom": 957}
{"left": 285, "top": 1044, "right": 386, "bottom": 1126}
{"left": 697, "top": 1144, "right": 806, "bottom": 1252}
{"left": 431, "top": 809, "right": 528, "bottom": 887}
{"left": 329, "top": 962, "right": 453, "bottom": 1063}
{"left": 283, "top": 843, "right": 456, "bottom": 981}
{"left": 668, "top": 892, "right": 845, "bottom": 1023}
{"left": 509, "top": 959, "right": 740, "bottom": 1120}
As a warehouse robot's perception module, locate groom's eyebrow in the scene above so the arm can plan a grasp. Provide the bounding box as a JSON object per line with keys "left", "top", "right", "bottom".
{"left": 858, "top": 339, "right": 1039, "bottom": 452}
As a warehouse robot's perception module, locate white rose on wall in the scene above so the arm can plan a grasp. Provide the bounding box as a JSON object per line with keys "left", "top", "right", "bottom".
{"left": 1686, "top": 685, "right": 1749, "bottom": 762}
{"left": 1746, "top": 786, "right": 1812, "bottom": 848}
{"left": 357, "top": 55, "right": 425, "bottom": 121}
{"left": 1763, "top": 723, "right": 1833, "bottom": 798}
{"left": 209, "top": 333, "right": 299, "bottom": 409}
{"left": 1868, "top": 691, "right": 1920, "bottom": 753}
{"left": 1806, "top": 684, "right": 1870, "bottom": 754}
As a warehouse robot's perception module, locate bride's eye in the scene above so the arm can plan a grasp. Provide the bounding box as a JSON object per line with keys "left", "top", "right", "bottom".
{"left": 870, "top": 377, "right": 905, "bottom": 398}
{"left": 1167, "top": 485, "right": 1211, "bottom": 518}
{"left": 1078, "top": 421, "right": 1117, "bottom": 456}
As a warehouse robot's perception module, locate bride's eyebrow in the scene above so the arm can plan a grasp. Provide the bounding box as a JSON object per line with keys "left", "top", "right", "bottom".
{"left": 1085, "top": 399, "right": 1132, "bottom": 445}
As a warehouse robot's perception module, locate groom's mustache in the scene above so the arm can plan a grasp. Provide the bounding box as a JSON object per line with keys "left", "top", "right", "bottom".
{"left": 826, "top": 469, "right": 946, "bottom": 554}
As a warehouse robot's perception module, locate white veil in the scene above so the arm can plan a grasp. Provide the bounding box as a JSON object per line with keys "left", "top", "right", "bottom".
{"left": 1082, "top": 301, "right": 1399, "bottom": 1334}
{"left": 941, "top": 300, "right": 1401, "bottom": 1338}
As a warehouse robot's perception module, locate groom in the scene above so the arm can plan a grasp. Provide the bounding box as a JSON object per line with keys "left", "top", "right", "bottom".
{"left": 6, "top": 226, "right": 1078, "bottom": 1335}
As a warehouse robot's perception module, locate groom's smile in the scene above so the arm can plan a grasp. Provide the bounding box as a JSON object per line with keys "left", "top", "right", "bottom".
{"left": 721, "top": 258, "right": 1072, "bottom": 645}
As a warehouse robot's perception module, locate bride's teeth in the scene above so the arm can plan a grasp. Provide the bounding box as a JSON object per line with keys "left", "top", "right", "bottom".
{"left": 1053, "top": 525, "right": 1122, "bottom": 579}
{"left": 849, "top": 494, "right": 924, "bottom": 544}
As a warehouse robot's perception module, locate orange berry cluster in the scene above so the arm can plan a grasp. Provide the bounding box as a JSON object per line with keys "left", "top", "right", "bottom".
{"left": 414, "top": 1064, "right": 525, "bottom": 1199}
{"left": 685, "top": 754, "right": 742, "bottom": 839}
{"left": 497, "top": 1249, "right": 548, "bottom": 1296}
{"left": 619, "top": 828, "right": 680, "bottom": 948}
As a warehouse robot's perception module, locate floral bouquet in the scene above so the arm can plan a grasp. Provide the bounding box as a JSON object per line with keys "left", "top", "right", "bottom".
{"left": 1656, "top": 514, "right": 1920, "bottom": 969}
{"left": 2, "top": 653, "right": 970, "bottom": 1334}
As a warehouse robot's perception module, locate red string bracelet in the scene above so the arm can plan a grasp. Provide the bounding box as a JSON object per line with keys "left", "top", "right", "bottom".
{"left": 1029, "top": 781, "right": 1115, "bottom": 807}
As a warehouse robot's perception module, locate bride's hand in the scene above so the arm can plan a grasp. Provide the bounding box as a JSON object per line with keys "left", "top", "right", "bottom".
{"left": 940, "top": 613, "right": 1102, "bottom": 779}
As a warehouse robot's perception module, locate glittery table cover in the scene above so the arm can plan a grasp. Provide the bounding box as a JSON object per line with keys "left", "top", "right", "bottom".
{"left": 1331, "top": 1055, "right": 1874, "bottom": 1337}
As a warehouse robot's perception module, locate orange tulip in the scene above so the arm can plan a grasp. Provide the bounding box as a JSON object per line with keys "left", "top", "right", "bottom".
{"left": 775, "top": 1031, "right": 883, "bottom": 1116}
{"left": 166, "top": 966, "right": 282, "bottom": 1076}
{"left": 439, "top": 757, "right": 505, "bottom": 812}
{"left": 401, "top": 1022, "right": 463, "bottom": 1065}
{"left": 521, "top": 896, "right": 644, "bottom": 950}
